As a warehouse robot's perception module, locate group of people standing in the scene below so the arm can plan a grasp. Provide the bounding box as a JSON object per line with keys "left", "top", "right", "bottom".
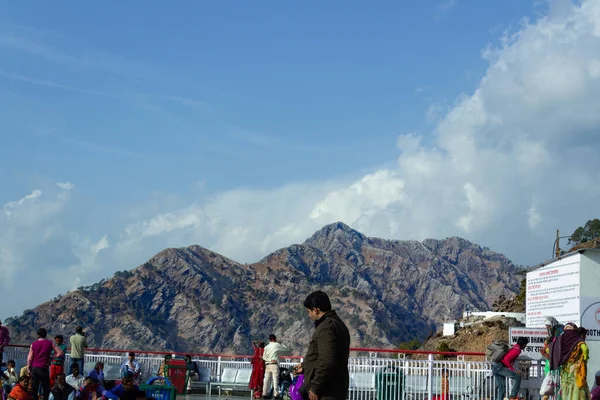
{"left": 541, "top": 317, "right": 591, "bottom": 400}
{"left": 249, "top": 291, "right": 351, "bottom": 400}
{"left": 493, "top": 316, "right": 592, "bottom": 400}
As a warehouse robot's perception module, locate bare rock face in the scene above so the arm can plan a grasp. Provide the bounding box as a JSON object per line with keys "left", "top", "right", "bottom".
{"left": 5, "top": 222, "right": 521, "bottom": 355}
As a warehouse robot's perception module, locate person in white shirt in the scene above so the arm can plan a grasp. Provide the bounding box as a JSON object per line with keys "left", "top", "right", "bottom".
{"left": 262, "top": 334, "right": 289, "bottom": 399}
{"left": 65, "top": 363, "right": 85, "bottom": 392}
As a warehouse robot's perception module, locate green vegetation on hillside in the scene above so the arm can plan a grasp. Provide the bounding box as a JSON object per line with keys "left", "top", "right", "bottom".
{"left": 570, "top": 218, "right": 600, "bottom": 245}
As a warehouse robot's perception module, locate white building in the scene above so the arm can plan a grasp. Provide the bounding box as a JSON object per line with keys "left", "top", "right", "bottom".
{"left": 525, "top": 248, "right": 600, "bottom": 387}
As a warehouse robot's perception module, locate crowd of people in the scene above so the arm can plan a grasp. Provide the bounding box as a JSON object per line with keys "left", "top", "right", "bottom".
{"left": 0, "top": 290, "right": 351, "bottom": 400}
{"left": 493, "top": 316, "right": 593, "bottom": 400}
{"left": 0, "top": 324, "right": 149, "bottom": 400}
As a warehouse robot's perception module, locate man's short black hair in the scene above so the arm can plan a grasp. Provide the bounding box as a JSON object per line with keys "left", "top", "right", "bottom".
{"left": 71, "top": 362, "right": 80, "bottom": 371}
{"left": 303, "top": 291, "right": 332, "bottom": 312}
{"left": 7, "top": 360, "right": 15, "bottom": 366}
{"left": 128, "top": 352, "right": 135, "bottom": 357}
{"left": 55, "top": 335, "right": 64, "bottom": 341}
{"left": 269, "top": 334, "right": 276, "bottom": 341}
{"left": 516, "top": 337, "right": 530, "bottom": 347}
{"left": 37, "top": 328, "right": 47, "bottom": 338}
{"left": 76, "top": 326, "right": 83, "bottom": 334}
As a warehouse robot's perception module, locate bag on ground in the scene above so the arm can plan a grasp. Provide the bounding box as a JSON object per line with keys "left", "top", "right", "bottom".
{"left": 486, "top": 340, "right": 510, "bottom": 362}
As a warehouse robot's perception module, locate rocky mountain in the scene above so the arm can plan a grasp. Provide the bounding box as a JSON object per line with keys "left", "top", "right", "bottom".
{"left": 5, "top": 222, "right": 521, "bottom": 355}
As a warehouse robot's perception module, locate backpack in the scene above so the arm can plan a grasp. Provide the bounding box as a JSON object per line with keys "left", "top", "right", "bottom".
{"left": 486, "top": 340, "right": 510, "bottom": 362}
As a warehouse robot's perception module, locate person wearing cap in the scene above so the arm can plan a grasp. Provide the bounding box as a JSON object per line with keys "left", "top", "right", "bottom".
{"left": 69, "top": 327, "right": 87, "bottom": 376}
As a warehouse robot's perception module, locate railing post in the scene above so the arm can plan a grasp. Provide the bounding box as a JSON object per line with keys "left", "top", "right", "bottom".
{"left": 217, "top": 356, "right": 222, "bottom": 382}
{"left": 427, "top": 354, "right": 434, "bottom": 400}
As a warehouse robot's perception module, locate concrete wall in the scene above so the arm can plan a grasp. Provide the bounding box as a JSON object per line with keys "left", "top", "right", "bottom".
{"left": 578, "top": 251, "right": 600, "bottom": 389}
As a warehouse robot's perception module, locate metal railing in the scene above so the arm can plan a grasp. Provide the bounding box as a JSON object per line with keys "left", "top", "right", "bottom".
{"left": 2, "top": 345, "right": 544, "bottom": 400}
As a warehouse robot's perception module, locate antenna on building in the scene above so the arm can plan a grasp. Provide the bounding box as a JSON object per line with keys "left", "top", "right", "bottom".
{"left": 555, "top": 229, "right": 561, "bottom": 258}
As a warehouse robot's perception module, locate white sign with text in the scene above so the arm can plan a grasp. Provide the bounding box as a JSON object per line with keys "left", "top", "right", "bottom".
{"left": 509, "top": 327, "right": 547, "bottom": 360}
{"left": 526, "top": 260, "right": 580, "bottom": 327}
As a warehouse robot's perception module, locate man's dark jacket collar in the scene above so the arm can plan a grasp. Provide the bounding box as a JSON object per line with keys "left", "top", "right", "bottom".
{"left": 315, "top": 310, "right": 337, "bottom": 328}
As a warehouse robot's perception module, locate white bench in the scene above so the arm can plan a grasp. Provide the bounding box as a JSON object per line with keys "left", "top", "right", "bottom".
{"left": 348, "top": 372, "right": 377, "bottom": 399}
{"left": 210, "top": 368, "right": 252, "bottom": 398}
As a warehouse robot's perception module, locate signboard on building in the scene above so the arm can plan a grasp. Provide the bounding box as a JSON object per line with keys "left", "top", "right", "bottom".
{"left": 509, "top": 327, "right": 547, "bottom": 360}
{"left": 526, "top": 257, "right": 581, "bottom": 327}
{"left": 580, "top": 297, "right": 600, "bottom": 340}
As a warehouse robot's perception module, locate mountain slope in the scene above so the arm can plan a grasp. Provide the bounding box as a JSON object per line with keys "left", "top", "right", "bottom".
{"left": 5, "top": 222, "right": 521, "bottom": 354}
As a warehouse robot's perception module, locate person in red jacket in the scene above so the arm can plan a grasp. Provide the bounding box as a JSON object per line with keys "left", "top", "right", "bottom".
{"left": 492, "top": 337, "right": 529, "bottom": 400}
{"left": 9, "top": 375, "right": 33, "bottom": 400}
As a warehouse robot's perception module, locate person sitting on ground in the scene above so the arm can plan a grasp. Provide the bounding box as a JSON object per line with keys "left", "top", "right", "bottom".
{"left": 156, "top": 355, "right": 171, "bottom": 377}
{"left": 74, "top": 376, "right": 114, "bottom": 400}
{"left": 288, "top": 364, "right": 304, "bottom": 400}
{"left": 492, "top": 336, "right": 529, "bottom": 400}
{"left": 49, "top": 373, "right": 74, "bottom": 400}
{"left": 2, "top": 360, "right": 18, "bottom": 395}
{"left": 108, "top": 375, "right": 140, "bottom": 399}
{"left": 66, "top": 364, "right": 85, "bottom": 392}
{"left": 9, "top": 375, "right": 33, "bottom": 400}
{"left": 87, "top": 363, "right": 104, "bottom": 385}
{"left": 119, "top": 353, "right": 141, "bottom": 382}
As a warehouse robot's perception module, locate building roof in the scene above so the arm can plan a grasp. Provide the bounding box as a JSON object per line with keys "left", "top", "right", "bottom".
{"left": 518, "top": 248, "right": 600, "bottom": 274}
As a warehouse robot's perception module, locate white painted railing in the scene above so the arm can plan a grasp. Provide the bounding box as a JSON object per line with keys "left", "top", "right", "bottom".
{"left": 2, "top": 346, "right": 544, "bottom": 400}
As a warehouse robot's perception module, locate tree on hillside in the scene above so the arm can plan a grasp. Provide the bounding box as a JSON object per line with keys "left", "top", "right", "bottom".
{"left": 398, "top": 339, "right": 421, "bottom": 351}
{"left": 569, "top": 218, "right": 600, "bottom": 245}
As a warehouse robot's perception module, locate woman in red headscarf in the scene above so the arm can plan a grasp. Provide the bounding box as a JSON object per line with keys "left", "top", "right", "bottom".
{"left": 550, "top": 323, "right": 589, "bottom": 400}
{"left": 249, "top": 340, "right": 266, "bottom": 399}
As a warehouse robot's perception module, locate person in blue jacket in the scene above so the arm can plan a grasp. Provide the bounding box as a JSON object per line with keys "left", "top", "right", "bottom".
{"left": 107, "top": 375, "right": 140, "bottom": 400}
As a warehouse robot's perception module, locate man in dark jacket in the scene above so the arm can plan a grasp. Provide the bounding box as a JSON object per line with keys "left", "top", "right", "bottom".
{"left": 302, "top": 291, "right": 350, "bottom": 400}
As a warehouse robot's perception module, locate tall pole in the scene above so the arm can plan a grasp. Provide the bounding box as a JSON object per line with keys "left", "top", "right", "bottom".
{"left": 555, "top": 229, "right": 561, "bottom": 258}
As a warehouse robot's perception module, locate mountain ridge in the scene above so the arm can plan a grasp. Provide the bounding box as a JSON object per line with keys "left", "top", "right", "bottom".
{"left": 5, "top": 222, "right": 521, "bottom": 354}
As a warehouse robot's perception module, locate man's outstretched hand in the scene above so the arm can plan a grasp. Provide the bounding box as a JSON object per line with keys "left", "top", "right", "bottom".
{"left": 309, "top": 390, "right": 319, "bottom": 400}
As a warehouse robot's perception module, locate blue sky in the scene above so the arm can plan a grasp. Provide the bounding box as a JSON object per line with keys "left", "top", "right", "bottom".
{"left": 3, "top": 0, "right": 600, "bottom": 320}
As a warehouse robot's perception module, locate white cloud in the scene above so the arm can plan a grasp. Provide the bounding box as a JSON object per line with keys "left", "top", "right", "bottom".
{"left": 56, "top": 182, "right": 75, "bottom": 191}
{"left": 3, "top": 0, "right": 600, "bottom": 319}
{"left": 3, "top": 189, "right": 42, "bottom": 219}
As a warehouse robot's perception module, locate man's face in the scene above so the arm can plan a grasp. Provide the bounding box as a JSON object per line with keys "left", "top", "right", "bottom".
{"left": 306, "top": 307, "right": 320, "bottom": 321}
{"left": 123, "top": 380, "right": 134, "bottom": 391}
{"left": 128, "top": 355, "right": 135, "bottom": 362}
{"left": 8, "top": 362, "right": 15, "bottom": 370}
{"left": 72, "top": 368, "right": 80, "bottom": 377}
{"left": 57, "top": 375, "right": 66, "bottom": 386}
{"left": 55, "top": 338, "right": 63, "bottom": 345}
